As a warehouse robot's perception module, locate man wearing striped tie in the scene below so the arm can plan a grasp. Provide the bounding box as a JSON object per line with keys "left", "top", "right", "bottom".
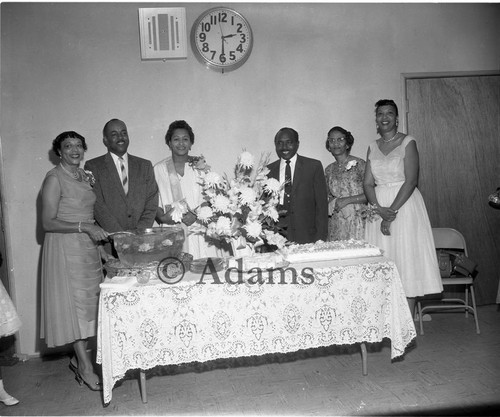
{"left": 84, "top": 119, "right": 158, "bottom": 254}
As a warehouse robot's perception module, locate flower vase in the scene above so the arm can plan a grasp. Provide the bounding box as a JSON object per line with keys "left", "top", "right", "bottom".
{"left": 230, "top": 236, "right": 255, "bottom": 258}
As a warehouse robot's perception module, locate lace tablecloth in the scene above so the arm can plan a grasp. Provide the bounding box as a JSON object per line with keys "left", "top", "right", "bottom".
{"left": 97, "top": 256, "right": 416, "bottom": 404}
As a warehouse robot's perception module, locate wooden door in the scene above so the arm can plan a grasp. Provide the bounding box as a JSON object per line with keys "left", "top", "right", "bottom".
{"left": 406, "top": 75, "right": 500, "bottom": 305}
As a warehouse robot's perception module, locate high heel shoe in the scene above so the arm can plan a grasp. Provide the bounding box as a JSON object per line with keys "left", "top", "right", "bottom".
{"left": 74, "top": 370, "right": 102, "bottom": 392}
{"left": 68, "top": 359, "right": 78, "bottom": 376}
{"left": 0, "top": 395, "right": 19, "bottom": 406}
{"left": 68, "top": 357, "right": 102, "bottom": 391}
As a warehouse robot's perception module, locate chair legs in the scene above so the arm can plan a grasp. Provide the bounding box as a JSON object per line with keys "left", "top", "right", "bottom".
{"left": 417, "top": 301, "right": 424, "bottom": 336}
{"left": 417, "top": 284, "right": 480, "bottom": 335}
{"left": 469, "top": 285, "right": 480, "bottom": 334}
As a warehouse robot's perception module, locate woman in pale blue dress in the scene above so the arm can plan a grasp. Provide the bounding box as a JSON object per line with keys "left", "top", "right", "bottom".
{"left": 324, "top": 126, "right": 367, "bottom": 241}
{"left": 364, "top": 100, "right": 443, "bottom": 314}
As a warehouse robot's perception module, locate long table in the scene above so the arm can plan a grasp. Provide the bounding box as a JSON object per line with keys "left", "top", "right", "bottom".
{"left": 97, "top": 256, "right": 416, "bottom": 404}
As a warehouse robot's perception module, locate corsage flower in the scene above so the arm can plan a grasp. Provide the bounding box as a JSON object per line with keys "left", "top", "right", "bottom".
{"left": 83, "top": 170, "right": 96, "bottom": 186}
{"left": 188, "top": 155, "right": 211, "bottom": 173}
{"left": 345, "top": 160, "right": 358, "bottom": 171}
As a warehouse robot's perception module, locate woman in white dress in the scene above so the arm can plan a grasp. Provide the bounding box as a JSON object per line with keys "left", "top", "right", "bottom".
{"left": 364, "top": 99, "right": 443, "bottom": 314}
{"left": 0, "top": 259, "right": 21, "bottom": 406}
{"left": 154, "top": 120, "right": 221, "bottom": 259}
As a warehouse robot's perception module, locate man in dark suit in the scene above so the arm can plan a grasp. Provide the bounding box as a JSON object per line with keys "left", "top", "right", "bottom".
{"left": 84, "top": 119, "right": 158, "bottom": 238}
{"left": 267, "top": 127, "right": 328, "bottom": 244}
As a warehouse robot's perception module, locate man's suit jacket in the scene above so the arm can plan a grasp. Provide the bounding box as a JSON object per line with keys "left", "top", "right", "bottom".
{"left": 268, "top": 155, "right": 328, "bottom": 244}
{"left": 84, "top": 153, "right": 158, "bottom": 233}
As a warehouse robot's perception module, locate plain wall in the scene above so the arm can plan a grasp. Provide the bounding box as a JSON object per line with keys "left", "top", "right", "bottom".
{"left": 1, "top": 2, "right": 499, "bottom": 356}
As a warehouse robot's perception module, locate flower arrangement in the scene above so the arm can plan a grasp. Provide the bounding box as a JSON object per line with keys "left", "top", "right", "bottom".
{"left": 192, "top": 151, "right": 288, "bottom": 251}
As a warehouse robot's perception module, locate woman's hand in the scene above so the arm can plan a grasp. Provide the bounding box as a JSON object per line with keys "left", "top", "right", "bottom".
{"left": 334, "top": 197, "right": 350, "bottom": 212}
{"left": 82, "top": 223, "right": 109, "bottom": 242}
{"left": 182, "top": 211, "right": 197, "bottom": 226}
{"left": 156, "top": 205, "right": 176, "bottom": 225}
{"left": 380, "top": 219, "right": 392, "bottom": 236}
{"left": 376, "top": 206, "right": 398, "bottom": 222}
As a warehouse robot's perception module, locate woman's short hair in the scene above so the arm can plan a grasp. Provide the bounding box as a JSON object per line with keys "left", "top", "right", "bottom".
{"left": 52, "top": 131, "right": 87, "bottom": 157}
{"left": 325, "top": 126, "right": 354, "bottom": 154}
{"left": 375, "top": 99, "right": 399, "bottom": 116}
{"left": 165, "top": 120, "right": 195, "bottom": 145}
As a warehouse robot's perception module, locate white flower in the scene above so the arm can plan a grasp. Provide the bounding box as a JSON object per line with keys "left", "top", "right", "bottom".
{"left": 204, "top": 171, "right": 223, "bottom": 188}
{"left": 345, "top": 160, "right": 358, "bottom": 171}
{"left": 239, "top": 186, "right": 258, "bottom": 205}
{"left": 170, "top": 201, "right": 187, "bottom": 223}
{"left": 237, "top": 151, "right": 254, "bottom": 169}
{"left": 247, "top": 204, "right": 263, "bottom": 222}
{"left": 263, "top": 178, "right": 281, "bottom": 195}
{"left": 263, "top": 230, "right": 287, "bottom": 249}
{"left": 215, "top": 216, "right": 232, "bottom": 235}
{"left": 212, "top": 194, "right": 231, "bottom": 213}
{"left": 196, "top": 206, "right": 214, "bottom": 223}
{"left": 263, "top": 206, "right": 279, "bottom": 222}
{"left": 244, "top": 220, "right": 262, "bottom": 239}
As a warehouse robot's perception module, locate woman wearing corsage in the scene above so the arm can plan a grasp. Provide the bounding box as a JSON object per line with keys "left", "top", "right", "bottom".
{"left": 40, "top": 131, "right": 109, "bottom": 392}
{"left": 324, "top": 126, "right": 367, "bottom": 241}
{"left": 154, "top": 120, "right": 221, "bottom": 259}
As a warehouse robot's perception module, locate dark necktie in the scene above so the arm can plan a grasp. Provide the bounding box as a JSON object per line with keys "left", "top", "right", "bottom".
{"left": 284, "top": 160, "right": 292, "bottom": 209}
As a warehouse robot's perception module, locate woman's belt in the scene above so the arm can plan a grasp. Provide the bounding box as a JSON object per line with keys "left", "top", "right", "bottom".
{"left": 377, "top": 181, "right": 404, "bottom": 187}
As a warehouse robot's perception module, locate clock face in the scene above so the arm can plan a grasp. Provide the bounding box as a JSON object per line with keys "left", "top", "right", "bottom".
{"left": 191, "top": 8, "right": 253, "bottom": 72}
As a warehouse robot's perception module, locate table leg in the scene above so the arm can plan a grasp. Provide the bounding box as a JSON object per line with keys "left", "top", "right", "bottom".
{"left": 139, "top": 370, "right": 147, "bottom": 403}
{"left": 360, "top": 343, "right": 367, "bottom": 376}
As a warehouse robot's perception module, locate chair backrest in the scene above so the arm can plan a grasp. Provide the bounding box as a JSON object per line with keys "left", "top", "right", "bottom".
{"left": 432, "top": 227, "right": 468, "bottom": 256}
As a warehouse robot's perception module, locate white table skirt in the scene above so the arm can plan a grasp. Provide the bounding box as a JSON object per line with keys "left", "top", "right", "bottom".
{"left": 97, "top": 256, "right": 416, "bottom": 404}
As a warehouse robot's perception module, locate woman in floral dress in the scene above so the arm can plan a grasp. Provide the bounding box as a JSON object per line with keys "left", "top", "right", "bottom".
{"left": 324, "top": 126, "right": 367, "bottom": 241}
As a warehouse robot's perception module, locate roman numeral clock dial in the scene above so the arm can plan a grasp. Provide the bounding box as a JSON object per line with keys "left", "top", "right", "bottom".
{"left": 191, "top": 8, "right": 253, "bottom": 73}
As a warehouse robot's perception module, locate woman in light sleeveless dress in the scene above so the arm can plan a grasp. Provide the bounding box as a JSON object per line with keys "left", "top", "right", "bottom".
{"left": 40, "top": 131, "right": 109, "bottom": 391}
{"left": 324, "top": 126, "right": 367, "bottom": 241}
{"left": 154, "top": 120, "right": 223, "bottom": 259}
{"left": 364, "top": 100, "right": 443, "bottom": 314}
{"left": 0, "top": 273, "right": 22, "bottom": 406}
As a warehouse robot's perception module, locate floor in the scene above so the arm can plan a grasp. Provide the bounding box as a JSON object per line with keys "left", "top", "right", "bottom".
{"left": 2, "top": 304, "right": 500, "bottom": 416}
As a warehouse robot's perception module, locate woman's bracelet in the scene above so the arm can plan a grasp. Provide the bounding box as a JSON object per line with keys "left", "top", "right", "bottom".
{"left": 78, "top": 221, "right": 82, "bottom": 233}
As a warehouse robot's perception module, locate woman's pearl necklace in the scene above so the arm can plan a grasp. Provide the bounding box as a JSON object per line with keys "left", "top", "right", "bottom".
{"left": 382, "top": 132, "right": 399, "bottom": 143}
{"left": 60, "top": 163, "right": 80, "bottom": 180}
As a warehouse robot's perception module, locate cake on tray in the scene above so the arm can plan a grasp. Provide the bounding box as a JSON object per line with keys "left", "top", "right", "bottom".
{"left": 280, "top": 239, "right": 382, "bottom": 264}
{"left": 227, "top": 252, "right": 288, "bottom": 271}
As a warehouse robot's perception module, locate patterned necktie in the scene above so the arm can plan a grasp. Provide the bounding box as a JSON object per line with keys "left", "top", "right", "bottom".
{"left": 284, "top": 160, "right": 292, "bottom": 209}
{"left": 119, "top": 157, "right": 128, "bottom": 195}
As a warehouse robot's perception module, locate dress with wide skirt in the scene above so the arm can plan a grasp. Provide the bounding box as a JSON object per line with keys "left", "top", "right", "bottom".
{"left": 0, "top": 280, "right": 22, "bottom": 338}
{"left": 40, "top": 166, "right": 103, "bottom": 348}
{"left": 364, "top": 136, "right": 443, "bottom": 298}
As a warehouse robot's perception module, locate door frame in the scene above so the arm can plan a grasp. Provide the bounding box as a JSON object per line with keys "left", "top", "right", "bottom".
{"left": 400, "top": 70, "right": 500, "bottom": 134}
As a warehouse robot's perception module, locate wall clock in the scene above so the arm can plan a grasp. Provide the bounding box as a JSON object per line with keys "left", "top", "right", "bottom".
{"left": 190, "top": 7, "right": 253, "bottom": 73}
